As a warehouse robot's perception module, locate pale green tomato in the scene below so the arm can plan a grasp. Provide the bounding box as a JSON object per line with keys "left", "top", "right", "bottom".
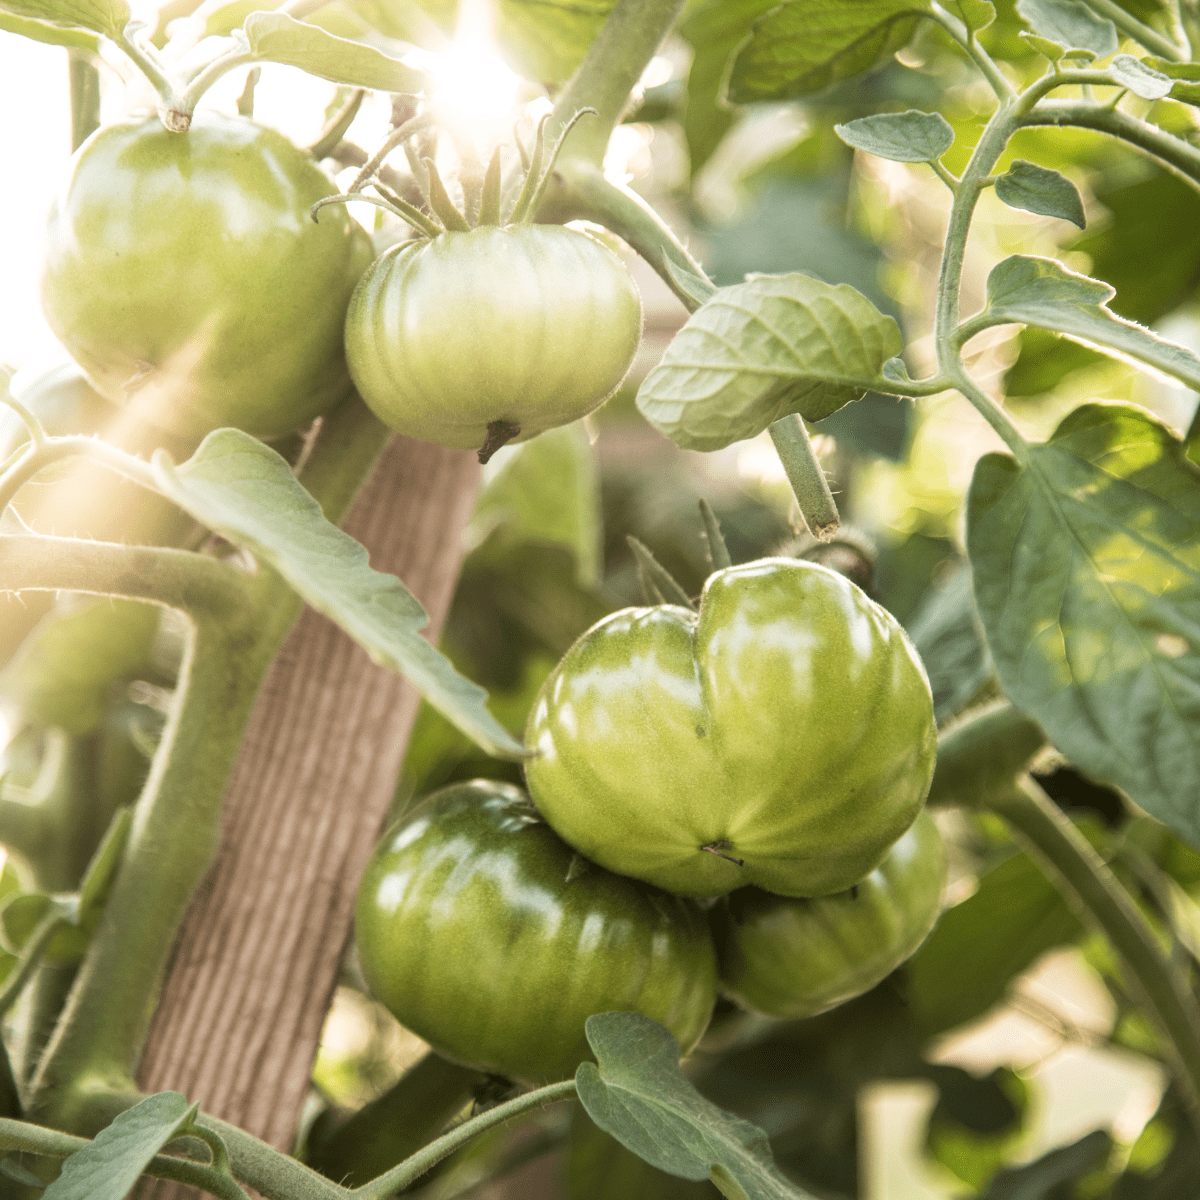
{"left": 524, "top": 558, "right": 937, "bottom": 898}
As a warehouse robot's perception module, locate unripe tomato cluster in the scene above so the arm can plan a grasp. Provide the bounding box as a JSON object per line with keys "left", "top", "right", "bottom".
{"left": 357, "top": 557, "right": 945, "bottom": 1084}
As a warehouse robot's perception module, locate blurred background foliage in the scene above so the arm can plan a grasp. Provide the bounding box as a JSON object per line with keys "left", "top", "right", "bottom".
{"left": 4, "top": 0, "right": 1200, "bottom": 1194}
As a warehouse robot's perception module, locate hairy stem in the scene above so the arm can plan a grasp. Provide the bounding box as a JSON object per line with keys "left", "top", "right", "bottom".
{"left": 990, "top": 778, "right": 1200, "bottom": 1137}
{"left": 768, "top": 415, "right": 839, "bottom": 541}
{"left": 1081, "top": 0, "right": 1185, "bottom": 58}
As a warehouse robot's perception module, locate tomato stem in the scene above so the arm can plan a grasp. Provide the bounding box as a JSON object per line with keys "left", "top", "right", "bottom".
{"left": 768, "top": 415, "right": 840, "bottom": 543}
{"left": 478, "top": 420, "right": 521, "bottom": 464}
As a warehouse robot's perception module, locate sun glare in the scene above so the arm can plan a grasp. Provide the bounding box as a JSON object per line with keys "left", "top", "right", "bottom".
{"left": 429, "top": 46, "right": 519, "bottom": 118}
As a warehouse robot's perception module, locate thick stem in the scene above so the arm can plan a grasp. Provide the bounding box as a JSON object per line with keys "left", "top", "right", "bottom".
{"left": 350, "top": 1080, "right": 577, "bottom": 1200}
{"left": 990, "top": 778, "right": 1200, "bottom": 1136}
{"left": 548, "top": 0, "right": 687, "bottom": 167}
{"left": 931, "top": 5, "right": 1016, "bottom": 100}
{"left": 111, "top": 30, "right": 185, "bottom": 127}
{"left": 768, "top": 415, "right": 840, "bottom": 541}
{"left": 174, "top": 51, "right": 257, "bottom": 125}
{"left": 1080, "top": 0, "right": 1185, "bottom": 58}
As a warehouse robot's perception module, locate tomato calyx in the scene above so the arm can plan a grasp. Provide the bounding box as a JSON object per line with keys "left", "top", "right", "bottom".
{"left": 311, "top": 105, "right": 598, "bottom": 239}
{"left": 700, "top": 841, "right": 745, "bottom": 867}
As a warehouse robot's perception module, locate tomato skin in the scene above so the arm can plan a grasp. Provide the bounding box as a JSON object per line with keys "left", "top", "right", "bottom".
{"left": 344, "top": 224, "right": 642, "bottom": 450}
{"left": 712, "top": 810, "right": 946, "bottom": 1018}
{"left": 354, "top": 780, "right": 717, "bottom": 1085}
{"left": 41, "top": 114, "right": 373, "bottom": 441}
{"left": 524, "top": 557, "right": 937, "bottom": 899}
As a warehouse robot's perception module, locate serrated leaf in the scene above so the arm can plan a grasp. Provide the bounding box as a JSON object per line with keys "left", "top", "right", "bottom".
{"left": 0, "top": 0, "right": 127, "bottom": 37}
{"left": 982, "top": 256, "right": 1200, "bottom": 391}
{"left": 907, "top": 563, "right": 995, "bottom": 724}
{"left": 242, "top": 12, "right": 425, "bottom": 92}
{"left": 1014, "top": 0, "right": 1117, "bottom": 56}
{"left": 967, "top": 403, "right": 1200, "bottom": 847}
{"left": 636, "top": 275, "right": 902, "bottom": 452}
{"left": 43, "top": 1092, "right": 195, "bottom": 1200}
{"left": 945, "top": 0, "right": 996, "bottom": 30}
{"left": 468, "top": 424, "right": 603, "bottom": 588}
{"left": 726, "top": 0, "right": 928, "bottom": 103}
{"left": 835, "top": 110, "right": 953, "bottom": 163}
{"left": 0, "top": 11, "right": 98, "bottom": 48}
{"left": 150, "top": 430, "right": 522, "bottom": 759}
{"left": 994, "top": 161, "right": 1086, "bottom": 228}
{"left": 576, "top": 1014, "right": 811, "bottom": 1200}
{"left": 0, "top": 599, "right": 159, "bottom": 736}
{"left": 1109, "top": 53, "right": 1173, "bottom": 99}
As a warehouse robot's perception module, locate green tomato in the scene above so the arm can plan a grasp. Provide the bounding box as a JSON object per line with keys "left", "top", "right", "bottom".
{"left": 712, "top": 810, "right": 947, "bottom": 1018}
{"left": 41, "top": 114, "right": 373, "bottom": 441}
{"left": 524, "top": 557, "right": 937, "bottom": 898}
{"left": 344, "top": 224, "right": 642, "bottom": 455}
{"left": 354, "top": 780, "right": 717, "bottom": 1085}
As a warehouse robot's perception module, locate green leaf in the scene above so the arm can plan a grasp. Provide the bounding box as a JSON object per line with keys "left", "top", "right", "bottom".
{"left": 150, "top": 430, "right": 523, "bottom": 760}
{"left": 979, "top": 1130, "right": 1112, "bottom": 1198}
{"left": 0, "top": 894, "right": 87, "bottom": 966}
{"left": 834, "top": 110, "right": 954, "bottom": 163}
{"left": 981, "top": 256, "right": 1200, "bottom": 392}
{"left": 0, "top": 0, "right": 127, "bottom": 37}
{"left": 0, "top": 599, "right": 160, "bottom": 736}
{"left": 42, "top": 1092, "right": 196, "bottom": 1200}
{"left": 906, "top": 562, "right": 994, "bottom": 725}
{"left": 994, "top": 161, "right": 1086, "bottom": 228}
{"left": 908, "top": 849, "right": 1083, "bottom": 1036}
{"left": 967, "top": 404, "right": 1200, "bottom": 846}
{"left": 944, "top": 0, "right": 996, "bottom": 30}
{"left": 496, "top": 0, "right": 616, "bottom": 85}
{"left": 241, "top": 12, "right": 426, "bottom": 92}
{"left": 1109, "top": 53, "right": 1173, "bottom": 100}
{"left": 726, "top": 0, "right": 928, "bottom": 103}
{"left": 468, "top": 424, "right": 603, "bottom": 589}
{"left": 1020, "top": 31, "right": 1066, "bottom": 62}
{"left": 636, "top": 274, "right": 902, "bottom": 452}
{"left": 77, "top": 808, "right": 132, "bottom": 925}
{"left": 576, "top": 1014, "right": 811, "bottom": 1200}
{"left": 1142, "top": 56, "right": 1200, "bottom": 105}
{"left": 0, "top": 11, "right": 98, "bottom": 47}
{"left": 1014, "top": 0, "right": 1117, "bottom": 56}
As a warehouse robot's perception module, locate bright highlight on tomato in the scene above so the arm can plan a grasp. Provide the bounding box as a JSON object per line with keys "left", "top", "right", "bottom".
{"left": 524, "top": 557, "right": 938, "bottom": 899}
{"left": 344, "top": 224, "right": 642, "bottom": 455}
{"left": 41, "top": 114, "right": 373, "bottom": 441}
{"left": 354, "top": 780, "right": 718, "bottom": 1085}
{"left": 712, "top": 809, "right": 947, "bottom": 1018}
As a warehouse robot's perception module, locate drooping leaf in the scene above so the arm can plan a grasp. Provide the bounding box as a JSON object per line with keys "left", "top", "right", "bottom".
{"left": 576, "top": 1014, "right": 811, "bottom": 1200}
{"left": 906, "top": 562, "right": 995, "bottom": 724}
{"left": 994, "top": 161, "right": 1086, "bottom": 228}
{"left": 241, "top": 12, "right": 426, "bottom": 92}
{"left": 967, "top": 404, "right": 1200, "bottom": 846}
{"left": 636, "top": 275, "right": 902, "bottom": 452}
{"left": 150, "top": 431, "right": 522, "bottom": 759}
{"left": 1109, "top": 53, "right": 1173, "bottom": 99}
{"left": 468, "top": 424, "right": 602, "bottom": 588}
{"left": 980, "top": 256, "right": 1200, "bottom": 392}
{"left": 907, "top": 849, "right": 1083, "bottom": 1037}
{"left": 1013, "top": 0, "right": 1117, "bottom": 56}
{"left": 979, "top": 1130, "right": 1112, "bottom": 1198}
{"left": 726, "top": 0, "right": 929, "bottom": 103}
{"left": 835, "top": 110, "right": 954, "bottom": 163}
{"left": 0, "top": 11, "right": 98, "bottom": 47}
{"left": 0, "top": 598, "right": 159, "bottom": 736}
{"left": 0, "top": 0, "right": 126, "bottom": 37}
{"left": 1142, "top": 56, "right": 1200, "bottom": 105}
{"left": 42, "top": 1092, "right": 196, "bottom": 1200}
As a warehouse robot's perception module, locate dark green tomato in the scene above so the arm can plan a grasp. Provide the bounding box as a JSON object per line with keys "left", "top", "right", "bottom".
{"left": 41, "top": 114, "right": 373, "bottom": 441}
{"left": 525, "top": 558, "right": 937, "bottom": 899}
{"left": 712, "top": 810, "right": 947, "bottom": 1018}
{"left": 354, "top": 780, "right": 717, "bottom": 1085}
{"left": 344, "top": 224, "right": 642, "bottom": 452}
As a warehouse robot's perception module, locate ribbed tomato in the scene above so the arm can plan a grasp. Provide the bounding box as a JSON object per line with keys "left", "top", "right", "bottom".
{"left": 343, "top": 224, "right": 642, "bottom": 456}
{"left": 712, "top": 810, "right": 947, "bottom": 1018}
{"left": 354, "top": 780, "right": 717, "bottom": 1085}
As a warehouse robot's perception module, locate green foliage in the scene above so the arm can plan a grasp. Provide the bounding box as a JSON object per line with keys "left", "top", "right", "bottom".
{"left": 151, "top": 429, "right": 523, "bottom": 758}
{"left": 979, "top": 1129, "right": 1113, "bottom": 1198}
{"left": 968, "top": 404, "right": 1200, "bottom": 846}
{"left": 636, "top": 276, "right": 901, "bottom": 451}
{"left": 576, "top": 1014, "right": 809, "bottom": 1200}
{"left": 1013, "top": 0, "right": 1117, "bottom": 55}
{"left": 835, "top": 110, "right": 955, "bottom": 162}
{"left": 0, "top": 0, "right": 126, "bottom": 38}
{"left": 994, "top": 160, "right": 1086, "bottom": 228}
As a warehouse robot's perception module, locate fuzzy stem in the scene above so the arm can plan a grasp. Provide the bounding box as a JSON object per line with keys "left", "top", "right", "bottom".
{"left": 174, "top": 50, "right": 257, "bottom": 124}
{"left": 1080, "top": 0, "right": 1185, "bottom": 58}
{"left": 768, "top": 415, "right": 840, "bottom": 541}
{"left": 989, "top": 778, "right": 1200, "bottom": 1137}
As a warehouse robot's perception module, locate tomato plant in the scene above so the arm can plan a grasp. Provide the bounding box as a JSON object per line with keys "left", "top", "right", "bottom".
{"left": 41, "top": 113, "right": 373, "bottom": 440}
{"left": 1, "top": 0, "right": 1199, "bottom": 1198}
{"left": 355, "top": 779, "right": 717, "bottom": 1085}
{"left": 524, "top": 557, "right": 936, "bottom": 898}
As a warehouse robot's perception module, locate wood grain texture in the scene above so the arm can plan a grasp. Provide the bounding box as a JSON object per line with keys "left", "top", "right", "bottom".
{"left": 134, "top": 436, "right": 480, "bottom": 1198}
